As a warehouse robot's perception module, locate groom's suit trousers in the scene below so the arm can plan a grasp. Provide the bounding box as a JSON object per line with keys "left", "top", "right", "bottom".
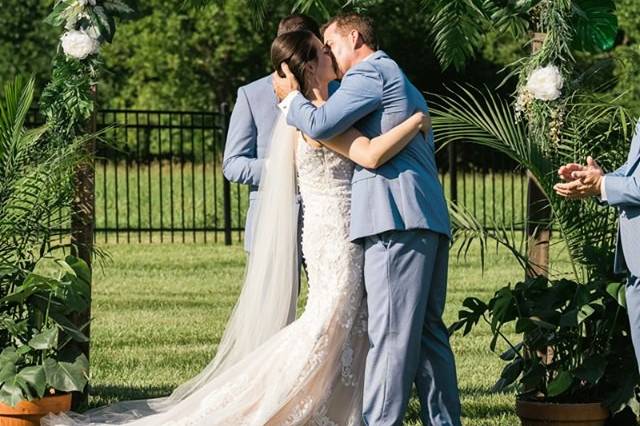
{"left": 362, "top": 229, "right": 461, "bottom": 426}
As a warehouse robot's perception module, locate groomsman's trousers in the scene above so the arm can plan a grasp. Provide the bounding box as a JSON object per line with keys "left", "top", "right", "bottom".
{"left": 361, "top": 229, "right": 462, "bottom": 426}
{"left": 624, "top": 275, "right": 640, "bottom": 371}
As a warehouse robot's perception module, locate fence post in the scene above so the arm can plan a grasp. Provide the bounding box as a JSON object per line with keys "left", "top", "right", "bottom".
{"left": 221, "top": 102, "right": 232, "bottom": 246}
{"left": 448, "top": 143, "right": 458, "bottom": 204}
{"left": 70, "top": 85, "right": 96, "bottom": 410}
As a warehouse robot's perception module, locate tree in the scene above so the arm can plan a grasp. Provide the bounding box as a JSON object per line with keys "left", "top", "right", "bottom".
{"left": 99, "top": 0, "right": 290, "bottom": 109}
{"left": 0, "top": 0, "right": 56, "bottom": 91}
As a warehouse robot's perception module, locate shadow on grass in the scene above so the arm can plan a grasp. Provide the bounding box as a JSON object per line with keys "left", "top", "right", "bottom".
{"left": 88, "top": 384, "right": 173, "bottom": 409}
{"left": 402, "top": 384, "right": 515, "bottom": 423}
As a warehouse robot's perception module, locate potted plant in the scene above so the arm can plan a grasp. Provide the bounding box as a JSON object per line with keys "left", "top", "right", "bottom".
{"left": 0, "top": 256, "right": 91, "bottom": 426}
{"left": 450, "top": 276, "right": 637, "bottom": 425}
{"left": 0, "top": 76, "right": 91, "bottom": 425}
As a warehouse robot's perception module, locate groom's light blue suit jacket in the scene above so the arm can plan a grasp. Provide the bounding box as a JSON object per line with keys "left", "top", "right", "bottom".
{"left": 223, "top": 75, "right": 280, "bottom": 252}
{"left": 604, "top": 119, "right": 640, "bottom": 277}
{"left": 285, "top": 50, "right": 450, "bottom": 242}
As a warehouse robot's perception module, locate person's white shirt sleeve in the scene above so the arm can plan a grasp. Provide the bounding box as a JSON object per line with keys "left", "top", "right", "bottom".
{"left": 600, "top": 176, "right": 608, "bottom": 202}
{"left": 278, "top": 91, "right": 301, "bottom": 116}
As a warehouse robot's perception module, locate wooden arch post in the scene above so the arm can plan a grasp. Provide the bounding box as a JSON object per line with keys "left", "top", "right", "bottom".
{"left": 70, "top": 85, "right": 96, "bottom": 409}
{"left": 526, "top": 32, "right": 551, "bottom": 279}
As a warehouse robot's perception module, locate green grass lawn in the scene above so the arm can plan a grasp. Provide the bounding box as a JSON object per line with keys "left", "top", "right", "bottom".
{"left": 88, "top": 240, "right": 568, "bottom": 425}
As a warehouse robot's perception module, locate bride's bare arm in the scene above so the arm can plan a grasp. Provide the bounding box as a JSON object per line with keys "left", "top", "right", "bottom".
{"left": 303, "top": 111, "right": 431, "bottom": 169}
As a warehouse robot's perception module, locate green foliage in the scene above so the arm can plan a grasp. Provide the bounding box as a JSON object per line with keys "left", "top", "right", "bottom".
{"left": 571, "top": 0, "right": 617, "bottom": 53}
{"left": 433, "top": 20, "right": 637, "bottom": 415}
{"left": 41, "top": 0, "right": 132, "bottom": 148}
{"left": 0, "top": 0, "right": 56, "bottom": 91}
{"left": 422, "top": 0, "right": 489, "bottom": 72}
{"left": 40, "top": 56, "right": 96, "bottom": 146}
{"left": 98, "top": 0, "right": 289, "bottom": 109}
{"left": 450, "top": 276, "right": 639, "bottom": 413}
{"left": 432, "top": 85, "right": 632, "bottom": 281}
{"left": 616, "top": 0, "right": 640, "bottom": 42}
{"left": 0, "top": 77, "right": 91, "bottom": 406}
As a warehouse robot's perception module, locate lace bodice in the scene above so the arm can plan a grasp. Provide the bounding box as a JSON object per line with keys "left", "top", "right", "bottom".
{"left": 295, "top": 135, "right": 354, "bottom": 199}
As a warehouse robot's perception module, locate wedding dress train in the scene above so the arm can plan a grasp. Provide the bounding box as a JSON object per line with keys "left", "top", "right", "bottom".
{"left": 43, "top": 119, "right": 368, "bottom": 425}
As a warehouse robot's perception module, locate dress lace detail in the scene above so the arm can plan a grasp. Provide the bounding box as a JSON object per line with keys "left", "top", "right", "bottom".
{"left": 43, "top": 136, "right": 368, "bottom": 426}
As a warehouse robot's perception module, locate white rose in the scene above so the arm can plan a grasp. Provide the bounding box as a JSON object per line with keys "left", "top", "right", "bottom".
{"left": 61, "top": 30, "right": 99, "bottom": 60}
{"left": 525, "top": 65, "right": 563, "bottom": 101}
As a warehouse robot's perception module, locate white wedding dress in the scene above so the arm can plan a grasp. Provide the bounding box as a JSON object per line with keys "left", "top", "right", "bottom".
{"left": 44, "top": 124, "right": 369, "bottom": 425}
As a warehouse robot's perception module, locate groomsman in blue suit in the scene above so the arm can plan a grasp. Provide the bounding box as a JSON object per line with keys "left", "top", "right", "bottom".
{"left": 275, "top": 13, "right": 461, "bottom": 426}
{"left": 223, "top": 14, "right": 321, "bottom": 253}
{"left": 555, "top": 120, "right": 640, "bottom": 370}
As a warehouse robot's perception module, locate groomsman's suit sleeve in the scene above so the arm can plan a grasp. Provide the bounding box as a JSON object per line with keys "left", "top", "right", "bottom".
{"left": 285, "top": 63, "right": 383, "bottom": 140}
{"left": 602, "top": 121, "right": 640, "bottom": 207}
{"left": 604, "top": 172, "right": 640, "bottom": 207}
{"left": 223, "top": 87, "right": 264, "bottom": 186}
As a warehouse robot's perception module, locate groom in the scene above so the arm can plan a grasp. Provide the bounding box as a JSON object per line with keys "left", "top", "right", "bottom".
{"left": 274, "top": 13, "right": 461, "bottom": 426}
{"left": 554, "top": 120, "right": 640, "bottom": 371}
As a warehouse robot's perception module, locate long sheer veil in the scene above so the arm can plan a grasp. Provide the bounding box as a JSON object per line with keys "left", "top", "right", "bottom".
{"left": 42, "top": 112, "right": 300, "bottom": 425}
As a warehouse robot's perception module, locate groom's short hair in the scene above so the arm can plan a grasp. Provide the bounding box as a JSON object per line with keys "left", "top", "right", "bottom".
{"left": 278, "top": 14, "right": 321, "bottom": 38}
{"left": 322, "top": 13, "right": 377, "bottom": 50}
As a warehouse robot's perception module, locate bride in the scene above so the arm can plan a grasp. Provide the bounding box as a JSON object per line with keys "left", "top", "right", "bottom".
{"left": 43, "top": 30, "right": 430, "bottom": 426}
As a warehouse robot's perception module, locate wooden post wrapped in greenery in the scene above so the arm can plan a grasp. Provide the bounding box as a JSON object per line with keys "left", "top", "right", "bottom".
{"left": 516, "top": 1, "right": 576, "bottom": 278}
{"left": 525, "top": 31, "right": 551, "bottom": 278}
{"left": 40, "top": 0, "right": 132, "bottom": 408}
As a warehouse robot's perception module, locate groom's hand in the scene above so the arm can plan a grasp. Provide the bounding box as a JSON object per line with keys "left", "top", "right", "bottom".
{"left": 273, "top": 63, "right": 300, "bottom": 101}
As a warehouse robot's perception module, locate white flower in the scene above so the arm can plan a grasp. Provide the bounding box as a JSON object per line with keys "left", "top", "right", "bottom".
{"left": 61, "top": 30, "right": 99, "bottom": 60}
{"left": 525, "top": 65, "right": 563, "bottom": 101}
{"left": 77, "top": 0, "right": 96, "bottom": 6}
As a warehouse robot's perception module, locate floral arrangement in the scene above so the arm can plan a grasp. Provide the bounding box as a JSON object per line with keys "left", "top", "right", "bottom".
{"left": 514, "top": 0, "right": 573, "bottom": 148}
{"left": 41, "top": 0, "right": 133, "bottom": 147}
{"left": 514, "top": 0, "right": 618, "bottom": 149}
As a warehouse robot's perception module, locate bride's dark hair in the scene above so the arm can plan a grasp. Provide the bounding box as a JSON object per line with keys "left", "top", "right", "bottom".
{"left": 271, "top": 30, "right": 318, "bottom": 96}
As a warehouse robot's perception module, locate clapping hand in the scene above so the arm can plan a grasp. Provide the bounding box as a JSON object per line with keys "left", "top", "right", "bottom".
{"left": 553, "top": 156, "right": 604, "bottom": 199}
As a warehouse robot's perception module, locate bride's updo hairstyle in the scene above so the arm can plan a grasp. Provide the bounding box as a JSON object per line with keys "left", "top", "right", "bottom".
{"left": 271, "top": 30, "right": 318, "bottom": 96}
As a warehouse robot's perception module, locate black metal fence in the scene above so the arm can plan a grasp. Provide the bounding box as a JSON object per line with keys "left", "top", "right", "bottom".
{"left": 29, "top": 107, "right": 528, "bottom": 244}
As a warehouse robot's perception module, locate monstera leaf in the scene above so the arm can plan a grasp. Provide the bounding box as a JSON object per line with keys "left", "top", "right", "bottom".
{"left": 572, "top": 0, "right": 618, "bottom": 53}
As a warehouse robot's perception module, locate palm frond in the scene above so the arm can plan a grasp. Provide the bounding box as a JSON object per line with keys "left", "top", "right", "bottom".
{"left": 422, "top": 0, "right": 489, "bottom": 71}
{"left": 432, "top": 83, "right": 635, "bottom": 282}
{"left": 449, "top": 201, "right": 533, "bottom": 274}
{"left": 430, "top": 84, "right": 553, "bottom": 184}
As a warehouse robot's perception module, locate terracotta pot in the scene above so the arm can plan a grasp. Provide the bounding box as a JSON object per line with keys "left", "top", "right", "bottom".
{"left": 0, "top": 394, "right": 71, "bottom": 426}
{"left": 516, "top": 399, "right": 609, "bottom": 426}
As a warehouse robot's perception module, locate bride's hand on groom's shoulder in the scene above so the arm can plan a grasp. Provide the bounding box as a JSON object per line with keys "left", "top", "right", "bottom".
{"left": 273, "top": 63, "right": 300, "bottom": 100}
{"left": 419, "top": 112, "right": 432, "bottom": 135}
{"left": 410, "top": 111, "right": 431, "bottom": 136}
